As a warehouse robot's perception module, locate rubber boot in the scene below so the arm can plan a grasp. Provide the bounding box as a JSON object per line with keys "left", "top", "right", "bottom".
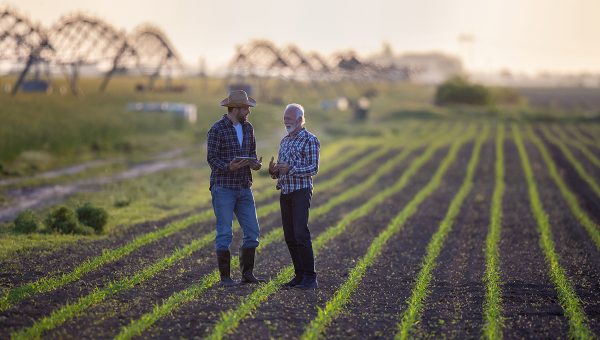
{"left": 239, "top": 247, "right": 266, "bottom": 284}
{"left": 216, "top": 250, "right": 237, "bottom": 287}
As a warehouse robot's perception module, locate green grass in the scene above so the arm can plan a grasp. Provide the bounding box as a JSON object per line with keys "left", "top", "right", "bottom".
{"left": 203, "top": 126, "right": 476, "bottom": 340}
{"left": 512, "top": 124, "right": 594, "bottom": 340}
{"left": 526, "top": 127, "right": 600, "bottom": 250}
{"left": 540, "top": 126, "right": 600, "bottom": 199}
{"left": 396, "top": 125, "right": 488, "bottom": 340}
{"left": 0, "top": 137, "right": 372, "bottom": 311}
{"left": 3, "top": 128, "right": 428, "bottom": 334}
{"left": 482, "top": 124, "right": 505, "bottom": 340}
{"left": 552, "top": 126, "right": 600, "bottom": 169}
{"left": 300, "top": 127, "right": 482, "bottom": 340}
{"left": 115, "top": 124, "right": 468, "bottom": 340}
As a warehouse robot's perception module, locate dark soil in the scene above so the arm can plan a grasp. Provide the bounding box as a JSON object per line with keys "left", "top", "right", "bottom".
{"left": 497, "top": 136, "right": 568, "bottom": 338}
{"left": 416, "top": 138, "right": 495, "bottom": 338}
{"left": 524, "top": 137, "right": 600, "bottom": 334}
{"left": 535, "top": 128, "right": 600, "bottom": 223}
{"left": 223, "top": 144, "right": 468, "bottom": 340}
{"left": 310, "top": 142, "right": 473, "bottom": 339}
{"left": 20, "top": 147, "right": 412, "bottom": 338}
{"left": 0, "top": 147, "right": 375, "bottom": 290}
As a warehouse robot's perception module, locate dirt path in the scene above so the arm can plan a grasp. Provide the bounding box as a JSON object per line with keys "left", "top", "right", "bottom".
{"left": 0, "top": 158, "right": 196, "bottom": 222}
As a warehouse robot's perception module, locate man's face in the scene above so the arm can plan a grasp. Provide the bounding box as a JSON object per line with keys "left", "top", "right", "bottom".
{"left": 283, "top": 108, "right": 300, "bottom": 133}
{"left": 233, "top": 106, "right": 250, "bottom": 123}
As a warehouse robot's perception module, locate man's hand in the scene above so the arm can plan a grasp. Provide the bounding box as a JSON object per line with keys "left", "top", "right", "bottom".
{"left": 250, "top": 156, "right": 263, "bottom": 171}
{"left": 276, "top": 162, "right": 290, "bottom": 175}
{"left": 229, "top": 158, "right": 250, "bottom": 171}
{"left": 268, "top": 156, "right": 279, "bottom": 178}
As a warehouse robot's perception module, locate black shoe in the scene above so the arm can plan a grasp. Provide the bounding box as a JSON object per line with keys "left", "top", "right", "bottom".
{"left": 282, "top": 276, "right": 303, "bottom": 289}
{"left": 216, "top": 250, "right": 238, "bottom": 287}
{"left": 239, "top": 247, "right": 266, "bottom": 284}
{"left": 294, "top": 276, "right": 318, "bottom": 290}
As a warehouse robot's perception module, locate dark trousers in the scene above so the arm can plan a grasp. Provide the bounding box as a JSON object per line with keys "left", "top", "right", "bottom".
{"left": 280, "top": 188, "right": 316, "bottom": 279}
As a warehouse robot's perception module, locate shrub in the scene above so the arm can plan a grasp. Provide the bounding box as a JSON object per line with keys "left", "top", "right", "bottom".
{"left": 435, "top": 77, "right": 492, "bottom": 106}
{"left": 76, "top": 203, "right": 108, "bottom": 234}
{"left": 45, "top": 206, "right": 80, "bottom": 234}
{"left": 13, "top": 210, "right": 39, "bottom": 234}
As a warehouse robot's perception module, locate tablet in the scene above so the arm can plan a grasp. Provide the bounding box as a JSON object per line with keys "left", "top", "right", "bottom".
{"left": 234, "top": 156, "right": 257, "bottom": 161}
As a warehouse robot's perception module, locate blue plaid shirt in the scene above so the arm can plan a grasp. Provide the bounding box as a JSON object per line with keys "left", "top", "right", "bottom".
{"left": 207, "top": 114, "right": 257, "bottom": 190}
{"left": 275, "top": 128, "right": 320, "bottom": 194}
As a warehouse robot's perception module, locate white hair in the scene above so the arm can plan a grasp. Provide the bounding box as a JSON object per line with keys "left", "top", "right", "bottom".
{"left": 285, "top": 103, "right": 305, "bottom": 124}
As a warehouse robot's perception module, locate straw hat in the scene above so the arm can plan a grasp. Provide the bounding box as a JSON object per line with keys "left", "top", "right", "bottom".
{"left": 219, "top": 90, "right": 256, "bottom": 107}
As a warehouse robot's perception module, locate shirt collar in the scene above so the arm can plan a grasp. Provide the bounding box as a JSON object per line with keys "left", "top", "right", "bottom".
{"left": 222, "top": 114, "right": 246, "bottom": 127}
{"left": 287, "top": 127, "right": 306, "bottom": 138}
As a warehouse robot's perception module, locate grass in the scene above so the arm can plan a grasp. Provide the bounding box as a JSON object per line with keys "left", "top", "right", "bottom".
{"left": 115, "top": 124, "right": 468, "bottom": 340}
{"left": 0, "top": 134, "right": 368, "bottom": 259}
{"left": 300, "top": 126, "right": 483, "bottom": 340}
{"left": 396, "top": 125, "right": 488, "bottom": 340}
{"left": 512, "top": 124, "right": 594, "bottom": 340}
{"left": 4, "top": 129, "right": 426, "bottom": 334}
{"left": 203, "top": 126, "right": 476, "bottom": 340}
{"left": 540, "top": 126, "right": 600, "bottom": 199}
{"left": 526, "top": 127, "right": 600, "bottom": 250}
{"left": 0, "top": 137, "right": 370, "bottom": 311}
{"left": 482, "top": 124, "right": 505, "bottom": 340}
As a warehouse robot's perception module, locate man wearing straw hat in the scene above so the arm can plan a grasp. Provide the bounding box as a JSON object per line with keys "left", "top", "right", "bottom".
{"left": 207, "top": 90, "right": 265, "bottom": 287}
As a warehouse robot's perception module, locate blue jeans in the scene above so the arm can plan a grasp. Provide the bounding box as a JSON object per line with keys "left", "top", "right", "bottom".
{"left": 211, "top": 185, "right": 260, "bottom": 251}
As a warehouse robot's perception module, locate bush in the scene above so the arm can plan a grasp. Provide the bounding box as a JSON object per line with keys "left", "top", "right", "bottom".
{"left": 13, "top": 210, "right": 39, "bottom": 234}
{"left": 435, "top": 77, "right": 492, "bottom": 106}
{"left": 76, "top": 203, "right": 108, "bottom": 234}
{"left": 45, "top": 206, "right": 80, "bottom": 234}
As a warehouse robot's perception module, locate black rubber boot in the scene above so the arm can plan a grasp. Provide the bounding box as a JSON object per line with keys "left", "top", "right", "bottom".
{"left": 216, "top": 250, "right": 237, "bottom": 287}
{"left": 239, "top": 247, "right": 266, "bottom": 284}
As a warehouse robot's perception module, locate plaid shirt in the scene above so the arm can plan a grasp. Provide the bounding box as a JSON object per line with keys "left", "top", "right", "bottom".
{"left": 207, "top": 114, "right": 257, "bottom": 190}
{"left": 275, "top": 128, "right": 320, "bottom": 194}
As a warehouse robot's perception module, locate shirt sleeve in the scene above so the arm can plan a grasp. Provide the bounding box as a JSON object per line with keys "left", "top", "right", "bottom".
{"left": 249, "top": 126, "right": 258, "bottom": 159}
{"left": 207, "top": 126, "right": 229, "bottom": 171}
{"left": 289, "top": 137, "right": 319, "bottom": 177}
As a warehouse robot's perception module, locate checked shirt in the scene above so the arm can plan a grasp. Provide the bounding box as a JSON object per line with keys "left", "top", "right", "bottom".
{"left": 276, "top": 128, "right": 320, "bottom": 194}
{"left": 207, "top": 114, "right": 257, "bottom": 190}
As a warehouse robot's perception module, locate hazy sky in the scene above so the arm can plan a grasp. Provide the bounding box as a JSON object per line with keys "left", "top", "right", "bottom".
{"left": 8, "top": 0, "right": 600, "bottom": 74}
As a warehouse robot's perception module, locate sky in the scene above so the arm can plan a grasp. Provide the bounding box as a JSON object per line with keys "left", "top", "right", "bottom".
{"left": 6, "top": 0, "right": 600, "bottom": 74}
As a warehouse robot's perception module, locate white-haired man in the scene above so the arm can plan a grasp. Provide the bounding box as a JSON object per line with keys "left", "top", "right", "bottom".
{"left": 269, "top": 103, "right": 320, "bottom": 290}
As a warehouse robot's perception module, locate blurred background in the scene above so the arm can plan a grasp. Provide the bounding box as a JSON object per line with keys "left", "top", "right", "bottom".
{"left": 1, "top": 0, "right": 599, "bottom": 249}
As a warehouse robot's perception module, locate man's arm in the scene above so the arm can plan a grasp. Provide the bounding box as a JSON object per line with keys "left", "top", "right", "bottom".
{"left": 288, "top": 138, "right": 320, "bottom": 177}
{"left": 207, "top": 127, "right": 229, "bottom": 171}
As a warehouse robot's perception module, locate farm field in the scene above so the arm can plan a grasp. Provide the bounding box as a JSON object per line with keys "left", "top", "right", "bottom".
{"left": 1, "top": 118, "right": 599, "bottom": 339}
